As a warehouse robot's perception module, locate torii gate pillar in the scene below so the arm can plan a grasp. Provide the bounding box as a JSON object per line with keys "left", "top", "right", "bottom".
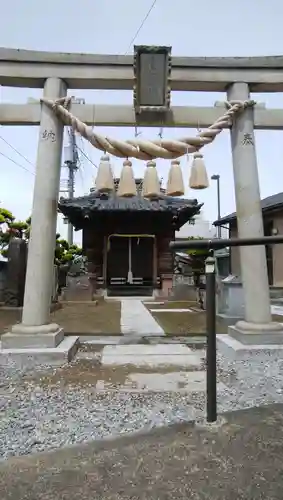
{"left": 21, "top": 77, "right": 65, "bottom": 327}
{"left": 227, "top": 82, "right": 283, "bottom": 342}
{"left": 1, "top": 78, "right": 78, "bottom": 358}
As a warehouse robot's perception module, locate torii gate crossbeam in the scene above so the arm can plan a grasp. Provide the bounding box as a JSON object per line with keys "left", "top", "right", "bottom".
{"left": 1, "top": 102, "right": 283, "bottom": 129}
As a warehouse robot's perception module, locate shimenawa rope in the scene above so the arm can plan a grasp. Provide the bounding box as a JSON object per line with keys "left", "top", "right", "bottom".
{"left": 41, "top": 97, "right": 255, "bottom": 160}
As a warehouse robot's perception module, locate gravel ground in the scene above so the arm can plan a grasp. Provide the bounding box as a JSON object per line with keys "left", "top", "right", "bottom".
{"left": 1, "top": 349, "right": 283, "bottom": 461}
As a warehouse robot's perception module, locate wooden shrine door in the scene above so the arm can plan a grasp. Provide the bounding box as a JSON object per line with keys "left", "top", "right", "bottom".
{"left": 106, "top": 236, "right": 154, "bottom": 295}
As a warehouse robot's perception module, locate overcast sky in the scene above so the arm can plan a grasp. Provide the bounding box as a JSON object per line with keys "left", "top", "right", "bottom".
{"left": 0, "top": 0, "right": 283, "bottom": 243}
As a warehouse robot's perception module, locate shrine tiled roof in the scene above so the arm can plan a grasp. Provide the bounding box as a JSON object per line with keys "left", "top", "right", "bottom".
{"left": 59, "top": 190, "right": 200, "bottom": 212}
{"left": 58, "top": 190, "right": 202, "bottom": 230}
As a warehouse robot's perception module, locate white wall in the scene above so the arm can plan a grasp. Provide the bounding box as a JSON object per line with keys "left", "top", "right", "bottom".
{"left": 176, "top": 212, "right": 229, "bottom": 239}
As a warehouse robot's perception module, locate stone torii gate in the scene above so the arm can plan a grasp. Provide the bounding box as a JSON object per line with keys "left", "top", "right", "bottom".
{"left": 1, "top": 47, "right": 283, "bottom": 362}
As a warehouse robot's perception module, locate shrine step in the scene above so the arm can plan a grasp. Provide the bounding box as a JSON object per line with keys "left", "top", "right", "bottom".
{"left": 107, "top": 286, "right": 153, "bottom": 297}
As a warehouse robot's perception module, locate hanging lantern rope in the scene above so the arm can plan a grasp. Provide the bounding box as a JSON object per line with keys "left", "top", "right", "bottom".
{"left": 41, "top": 97, "right": 256, "bottom": 160}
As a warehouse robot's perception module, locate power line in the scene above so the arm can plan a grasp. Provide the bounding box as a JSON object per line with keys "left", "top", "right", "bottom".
{"left": 124, "top": 0, "right": 158, "bottom": 55}
{"left": 77, "top": 137, "right": 88, "bottom": 192}
{"left": 76, "top": 144, "right": 98, "bottom": 169}
{"left": 79, "top": 135, "right": 87, "bottom": 165}
{"left": 77, "top": 165, "right": 86, "bottom": 194}
{"left": 0, "top": 134, "right": 35, "bottom": 169}
{"left": 77, "top": 136, "right": 87, "bottom": 172}
{"left": 0, "top": 141, "right": 95, "bottom": 179}
{"left": 78, "top": 136, "right": 96, "bottom": 176}
{"left": 0, "top": 150, "right": 35, "bottom": 175}
{"left": 0, "top": 85, "right": 36, "bottom": 175}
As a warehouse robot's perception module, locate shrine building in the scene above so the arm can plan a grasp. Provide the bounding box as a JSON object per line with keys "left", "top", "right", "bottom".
{"left": 59, "top": 179, "right": 202, "bottom": 297}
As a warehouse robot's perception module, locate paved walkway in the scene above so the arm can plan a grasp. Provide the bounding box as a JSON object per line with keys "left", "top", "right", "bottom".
{"left": 271, "top": 305, "right": 283, "bottom": 316}
{"left": 120, "top": 299, "right": 165, "bottom": 336}
{"left": 149, "top": 308, "right": 192, "bottom": 313}
{"left": 2, "top": 404, "right": 283, "bottom": 499}
{"left": 101, "top": 344, "right": 203, "bottom": 368}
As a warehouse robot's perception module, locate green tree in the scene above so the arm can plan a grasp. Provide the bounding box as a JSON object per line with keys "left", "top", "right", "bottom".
{"left": 0, "top": 208, "right": 14, "bottom": 225}
{"left": 183, "top": 236, "right": 210, "bottom": 309}
{"left": 0, "top": 208, "right": 30, "bottom": 257}
{"left": 0, "top": 208, "right": 82, "bottom": 265}
{"left": 184, "top": 236, "right": 210, "bottom": 275}
{"left": 54, "top": 236, "right": 82, "bottom": 266}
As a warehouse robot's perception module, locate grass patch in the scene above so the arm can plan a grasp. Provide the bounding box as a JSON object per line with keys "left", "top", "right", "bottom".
{"left": 272, "top": 315, "right": 283, "bottom": 324}
{"left": 0, "top": 301, "right": 121, "bottom": 336}
{"left": 0, "top": 308, "right": 22, "bottom": 334}
{"left": 147, "top": 305, "right": 283, "bottom": 337}
{"left": 145, "top": 300, "right": 205, "bottom": 335}
{"left": 51, "top": 301, "right": 121, "bottom": 335}
{"left": 145, "top": 300, "right": 199, "bottom": 310}
{"left": 150, "top": 310, "right": 221, "bottom": 336}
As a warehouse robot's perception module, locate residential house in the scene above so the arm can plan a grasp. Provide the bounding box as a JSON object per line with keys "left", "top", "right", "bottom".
{"left": 214, "top": 192, "right": 283, "bottom": 286}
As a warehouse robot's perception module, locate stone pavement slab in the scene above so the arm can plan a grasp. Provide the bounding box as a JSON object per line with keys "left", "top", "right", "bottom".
{"left": 101, "top": 343, "right": 202, "bottom": 367}
{"left": 125, "top": 370, "right": 226, "bottom": 393}
{"left": 120, "top": 299, "right": 164, "bottom": 336}
{"left": 150, "top": 308, "right": 193, "bottom": 312}
{"left": 271, "top": 305, "right": 283, "bottom": 316}
{"left": 143, "top": 301, "right": 165, "bottom": 305}
{"left": 94, "top": 370, "right": 219, "bottom": 393}
{"left": 1, "top": 404, "right": 283, "bottom": 499}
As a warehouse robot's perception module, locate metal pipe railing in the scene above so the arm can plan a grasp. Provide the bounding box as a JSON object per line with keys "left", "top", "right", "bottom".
{"left": 169, "top": 235, "right": 283, "bottom": 422}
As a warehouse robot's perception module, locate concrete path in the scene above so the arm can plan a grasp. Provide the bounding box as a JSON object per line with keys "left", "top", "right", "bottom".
{"left": 101, "top": 344, "right": 202, "bottom": 367}
{"left": 120, "top": 299, "right": 165, "bottom": 336}
{"left": 95, "top": 370, "right": 210, "bottom": 393}
{"left": 143, "top": 301, "right": 165, "bottom": 305}
{"left": 271, "top": 305, "right": 283, "bottom": 316}
{"left": 149, "top": 308, "right": 192, "bottom": 313}
{"left": 2, "top": 404, "right": 283, "bottom": 499}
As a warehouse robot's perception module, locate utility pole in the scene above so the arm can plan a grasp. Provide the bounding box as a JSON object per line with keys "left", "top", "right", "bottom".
{"left": 61, "top": 97, "right": 85, "bottom": 245}
{"left": 211, "top": 174, "right": 221, "bottom": 238}
{"left": 64, "top": 127, "right": 78, "bottom": 245}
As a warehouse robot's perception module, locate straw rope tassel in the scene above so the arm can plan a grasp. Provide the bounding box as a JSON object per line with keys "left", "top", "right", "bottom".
{"left": 95, "top": 154, "right": 115, "bottom": 193}
{"left": 42, "top": 97, "right": 255, "bottom": 192}
{"left": 117, "top": 159, "right": 137, "bottom": 197}
{"left": 142, "top": 160, "right": 161, "bottom": 198}
{"left": 189, "top": 152, "right": 209, "bottom": 190}
{"left": 166, "top": 159, "right": 184, "bottom": 196}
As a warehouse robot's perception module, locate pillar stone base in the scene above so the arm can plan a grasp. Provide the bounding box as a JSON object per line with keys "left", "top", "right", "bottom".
{"left": 0, "top": 321, "right": 79, "bottom": 368}
{"left": 217, "top": 333, "right": 283, "bottom": 365}
{"left": 228, "top": 320, "right": 283, "bottom": 345}
{"left": 11, "top": 322, "right": 60, "bottom": 335}
{"left": 0, "top": 335, "right": 79, "bottom": 368}
{"left": 1, "top": 327, "right": 64, "bottom": 349}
